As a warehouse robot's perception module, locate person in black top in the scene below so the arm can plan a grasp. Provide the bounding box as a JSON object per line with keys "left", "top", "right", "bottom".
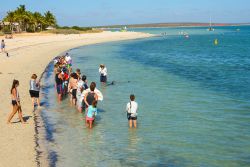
{"left": 55, "top": 68, "right": 64, "bottom": 102}
{"left": 84, "top": 82, "right": 98, "bottom": 112}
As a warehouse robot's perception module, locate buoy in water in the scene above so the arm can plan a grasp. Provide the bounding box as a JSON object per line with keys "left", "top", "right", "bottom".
{"left": 214, "top": 39, "right": 218, "bottom": 45}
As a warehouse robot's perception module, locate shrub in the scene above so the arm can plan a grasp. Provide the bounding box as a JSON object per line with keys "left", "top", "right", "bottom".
{"left": 46, "top": 29, "right": 80, "bottom": 34}
{"left": 26, "top": 27, "right": 35, "bottom": 33}
{"left": 2, "top": 26, "right": 11, "bottom": 33}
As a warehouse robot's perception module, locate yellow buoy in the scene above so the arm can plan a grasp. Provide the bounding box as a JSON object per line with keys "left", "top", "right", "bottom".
{"left": 214, "top": 39, "right": 218, "bottom": 45}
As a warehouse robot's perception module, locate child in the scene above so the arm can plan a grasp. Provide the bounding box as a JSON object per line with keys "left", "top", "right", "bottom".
{"left": 85, "top": 100, "right": 98, "bottom": 129}
{"left": 126, "top": 94, "right": 138, "bottom": 128}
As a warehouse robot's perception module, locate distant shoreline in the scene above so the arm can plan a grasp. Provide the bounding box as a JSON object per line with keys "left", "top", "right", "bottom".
{"left": 97, "top": 23, "right": 250, "bottom": 29}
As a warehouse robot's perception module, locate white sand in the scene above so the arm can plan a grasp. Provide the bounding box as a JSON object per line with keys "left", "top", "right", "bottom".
{"left": 0, "top": 31, "right": 153, "bottom": 167}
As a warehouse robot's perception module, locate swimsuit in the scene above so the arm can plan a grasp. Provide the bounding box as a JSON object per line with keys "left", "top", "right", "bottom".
{"left": 55, "top": 74, "right": 63, "bottom": 94}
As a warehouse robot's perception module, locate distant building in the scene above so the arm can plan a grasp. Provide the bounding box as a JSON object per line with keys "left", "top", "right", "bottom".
{"left": 0, "top": 21, "right": 20, "bottom": 32}
{"left": 45, "top": 26, "right": 55, "bottom": 30}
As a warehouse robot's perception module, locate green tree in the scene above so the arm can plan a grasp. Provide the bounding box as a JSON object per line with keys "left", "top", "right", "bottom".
{"left": 2, "top": 5, "right": 58, "bottom": 32}
{"left": 33, "top": 12, "right": 45, "bottom": 31}
{"left": 14, "top": 5, "right": 27, "bottom": 31}
{"left": 44, "top": 11, "right": 57, "bottom": 28}
{"left": 3, "top": 11, "right": 16, "bottom": 32}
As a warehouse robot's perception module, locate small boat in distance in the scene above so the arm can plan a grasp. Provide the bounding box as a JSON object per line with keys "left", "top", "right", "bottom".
{"left": 208, "top": 17, "right": 215, "bottom": 31}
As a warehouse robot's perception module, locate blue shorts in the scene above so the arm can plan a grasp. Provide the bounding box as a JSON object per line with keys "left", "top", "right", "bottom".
{"left": 56, "top": 84, "right": 63, "bottom": 94}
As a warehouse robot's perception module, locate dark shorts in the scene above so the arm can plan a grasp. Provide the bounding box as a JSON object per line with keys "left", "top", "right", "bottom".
{"left": 29, "top": 90, "right": 40, "bottom": 98}
{"left": 11, "top": 100, "right": 18, "bottom": 106}
{"left": 127, "top": 113, "right": 137, "bottom": 120}
{"left": 100, "top": 75, "right": 107, "bottom": 82}
{"left": 56, "top": 84, "right": 63, "bottom": 94}
{"left": 72, "top": 89, "right": 77, "bottom": 99}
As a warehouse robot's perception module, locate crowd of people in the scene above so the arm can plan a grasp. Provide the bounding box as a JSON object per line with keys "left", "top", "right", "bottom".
{"left": 53, "top": 53, "right": 102, "bottom": 128}
{"left": 7, "top": 52, "right": 139, "bottom": 128}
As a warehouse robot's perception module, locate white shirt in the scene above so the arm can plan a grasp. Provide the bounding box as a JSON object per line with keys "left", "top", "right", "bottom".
{"left": 53, "top": 59, "right": 58, "bottom": 65}
{"left": 65, "top": 55, "right": 72, "bottom": 63}
{"left": 77, "top": 80, "right": 84, "bottom": 96}
{"left": 126, "top": 101, "right": 138, "bottom": 117}
{"left": 99, "top": 67, "right": 107, "bottom": 76}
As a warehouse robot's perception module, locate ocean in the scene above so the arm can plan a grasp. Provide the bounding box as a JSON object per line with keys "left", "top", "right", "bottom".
{"left": 37, "top": 26, "right": 250, "bottom": 167}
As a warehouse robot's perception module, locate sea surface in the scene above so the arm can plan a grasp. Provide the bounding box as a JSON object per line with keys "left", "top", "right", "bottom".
{"left": 38, "top": 26, "right": 250, "bottom": 167}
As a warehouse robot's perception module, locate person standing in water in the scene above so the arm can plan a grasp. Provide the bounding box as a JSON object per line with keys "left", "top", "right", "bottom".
{"left": 7, "top": 80, "right": 26, "bottom": 124}
{"left": 84, "top": 82, "right": 98, "bottom": 111}
{"left": 55, "top": 68, "right": 64, "bottom": 102}
{"left": 99, "top": 64, "right": 107, "bottom": 84}
{"left": 68, "top": 72, "right": 78, "bottom": 106}
{"left": 126, "top": 94, "right": 138, "bottom": 128}
{"left": 85, "top": 100, "right": 98, "bottom": 129}
{"left": 76, "top": 68, "right": 81, "bottom": 80}
{"left": 76, "top": 75, "right": 88, "bottom": 112}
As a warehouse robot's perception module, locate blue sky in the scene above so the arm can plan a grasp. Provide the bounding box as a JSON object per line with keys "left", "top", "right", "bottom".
{"left": 0, "top": 0, "right": 250, "bottom": 26}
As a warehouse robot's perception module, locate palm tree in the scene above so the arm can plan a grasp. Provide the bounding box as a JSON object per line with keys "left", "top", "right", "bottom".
{"left": 14, "top": 5, "right": 27, "bottom": 31}
{"left": 33, "top": 12, "right": 45, "bottom": 31}
{"left": 16, "top": 5, "right": 26, "bottom": 14}
{"left": 25, "top": 11, "right": 36, "bottom": 32}
{"left": 14, "top": 5, "right": 27, "bottom": 30}
{"left": 2, "top": 5, "right": 58, "bottom": 32}
{"left": 3, "top": 11, "right": 16, "bottom": 32}
{"left": 44, "top": 11, "right": 57, "bottom": 28}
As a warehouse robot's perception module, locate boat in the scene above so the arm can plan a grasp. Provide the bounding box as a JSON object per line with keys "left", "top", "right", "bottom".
{"left": 207, "top": 17, "right": 215, "bottom": 31}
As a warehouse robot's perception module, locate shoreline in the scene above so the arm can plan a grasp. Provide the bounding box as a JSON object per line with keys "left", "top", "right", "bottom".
{"left": 0, "top": 31, "right": 154, "bottom": 167}
{"left": 99, "top": 24, "right": 250, "bottom": 29}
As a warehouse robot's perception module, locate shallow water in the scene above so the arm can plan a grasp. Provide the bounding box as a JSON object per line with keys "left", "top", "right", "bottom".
{"left": 39, "top": 26, "right": 250, "bottom": 167}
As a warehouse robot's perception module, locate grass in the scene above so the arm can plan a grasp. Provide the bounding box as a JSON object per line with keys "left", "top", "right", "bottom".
{"left": 44, "top": 28, "right": 103, "bottom": 35}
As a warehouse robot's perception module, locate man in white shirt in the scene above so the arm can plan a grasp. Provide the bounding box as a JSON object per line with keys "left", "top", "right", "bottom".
{"left": 99, "top": 64, "right": 107, "bottom": 83}
{"left": 65, "top": 53, "right": 72, "bottom": 64}
{"left": 126, "top": 94, "right": 138, "bottom": 128}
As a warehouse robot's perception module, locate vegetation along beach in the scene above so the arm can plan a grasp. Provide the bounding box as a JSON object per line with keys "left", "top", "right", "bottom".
{"left": 0, "top": 1, "right": 250, "bottom": 167}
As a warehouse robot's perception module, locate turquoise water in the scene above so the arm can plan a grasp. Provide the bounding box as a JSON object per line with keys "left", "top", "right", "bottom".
{"left": 39, "top": 26, "right": 250, "bottom": 167}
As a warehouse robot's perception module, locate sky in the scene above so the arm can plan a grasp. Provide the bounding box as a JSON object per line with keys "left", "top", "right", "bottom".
{"left": 0, "top": 0, "right": 250, "bottom": 27}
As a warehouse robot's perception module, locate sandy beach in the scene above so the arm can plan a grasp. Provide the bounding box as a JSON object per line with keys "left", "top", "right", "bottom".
{"left": 0, "top": 31, "right": 153, "bottom": 167}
